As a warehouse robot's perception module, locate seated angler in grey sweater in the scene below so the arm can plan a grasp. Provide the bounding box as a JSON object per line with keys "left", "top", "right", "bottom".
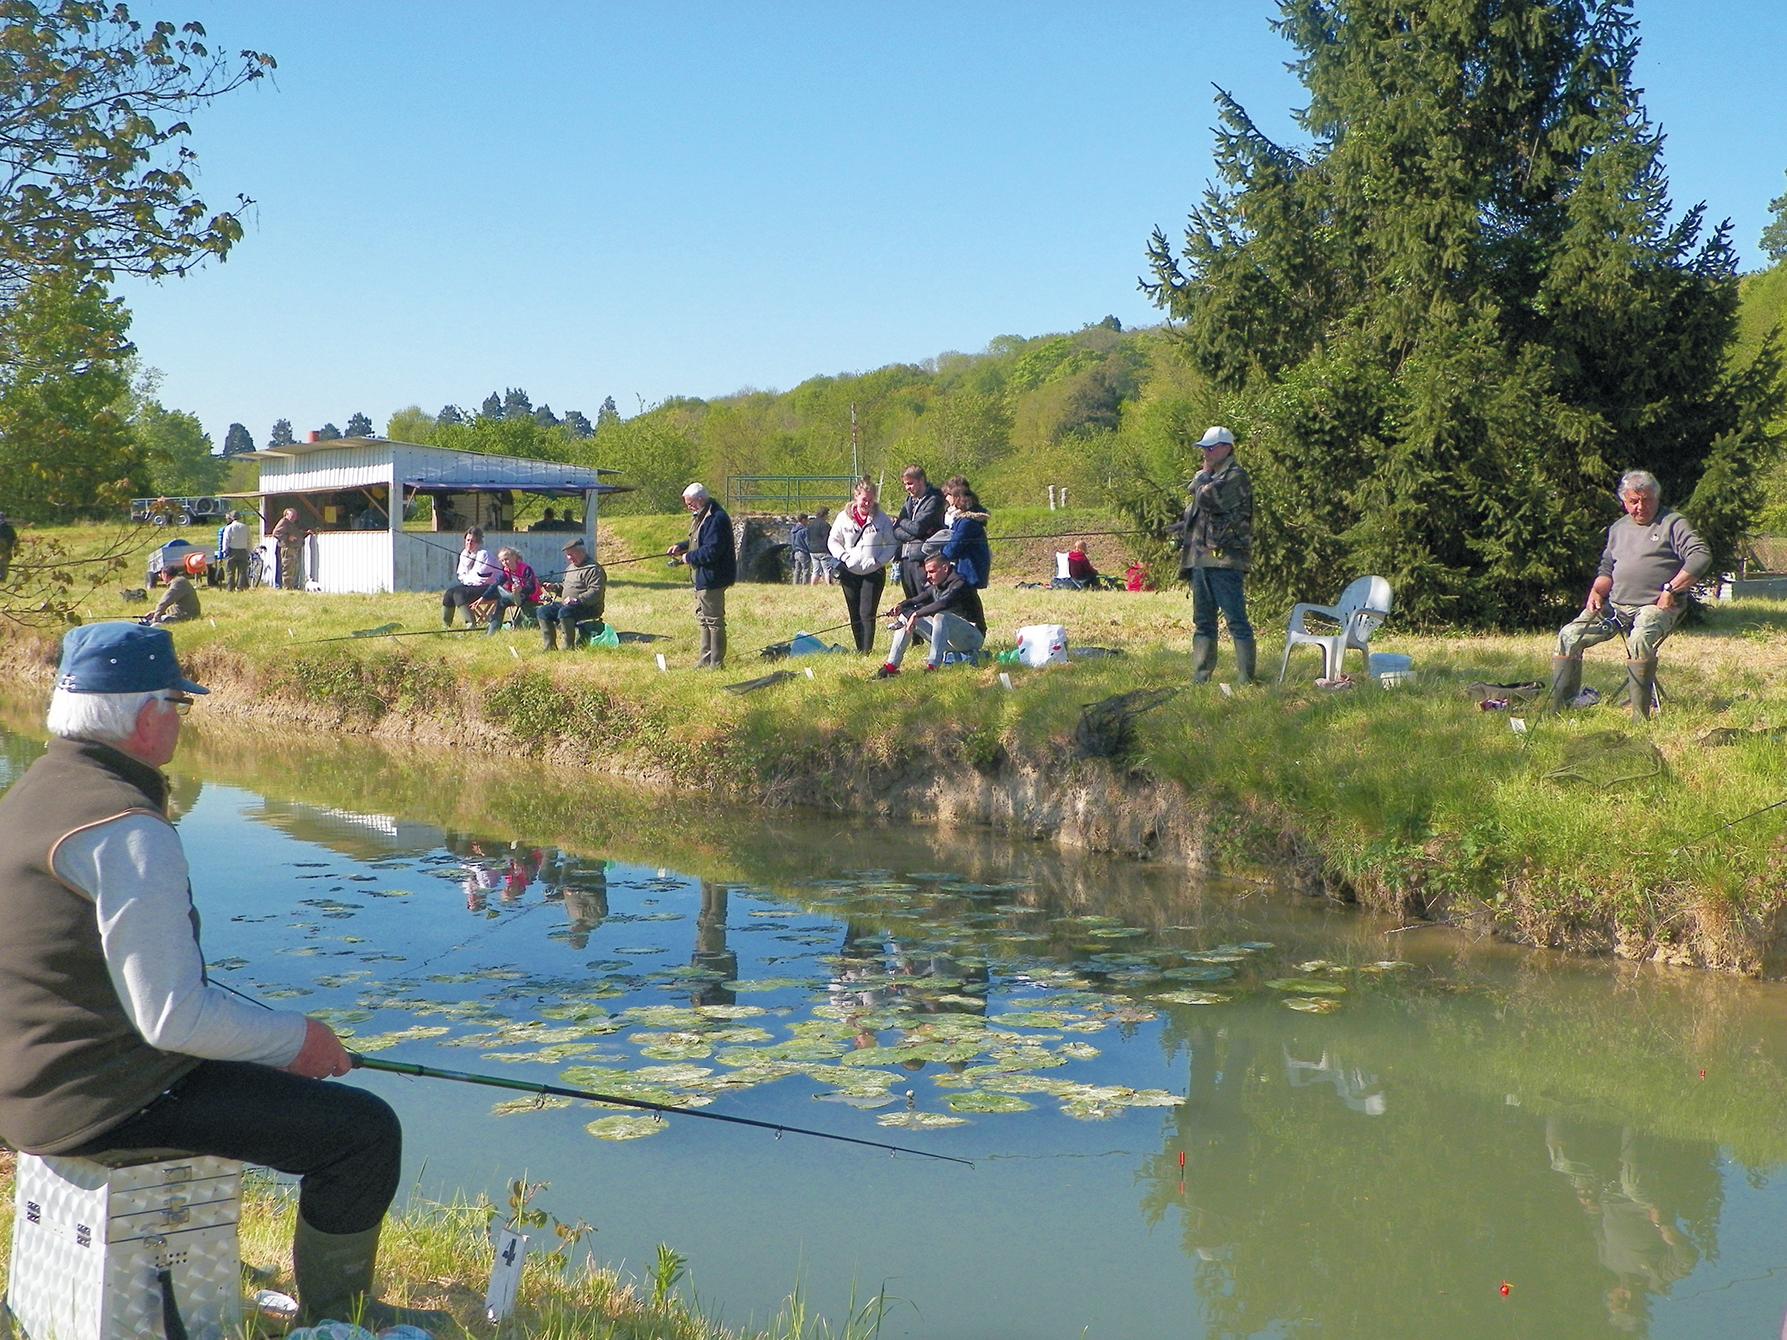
{"left": 1597, "top": 507, "right": 1710, "bottom": 606}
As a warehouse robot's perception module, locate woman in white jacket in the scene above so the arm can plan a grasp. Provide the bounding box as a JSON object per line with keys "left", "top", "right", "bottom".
{"left": 828, "top": 478, "right": 897, "bottom": 654}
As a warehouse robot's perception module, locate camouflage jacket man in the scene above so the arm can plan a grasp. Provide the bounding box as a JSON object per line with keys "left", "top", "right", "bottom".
{"left": 1176, "top": 454, "right": 1253, "bottom": 573}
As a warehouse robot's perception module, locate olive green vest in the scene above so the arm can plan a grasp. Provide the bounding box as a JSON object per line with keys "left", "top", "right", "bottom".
{"left": 0, "top": 736, "right": 200, "bottom": 1153}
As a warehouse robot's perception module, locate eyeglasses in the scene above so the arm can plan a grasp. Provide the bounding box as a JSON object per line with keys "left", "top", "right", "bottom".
{"left": 161, "top": 694, "right": 195, "bottom": 716}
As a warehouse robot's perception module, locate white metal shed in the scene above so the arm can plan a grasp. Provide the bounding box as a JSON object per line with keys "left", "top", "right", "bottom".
{"left": 233, "top": 437, "right": 628, "bottom": 594}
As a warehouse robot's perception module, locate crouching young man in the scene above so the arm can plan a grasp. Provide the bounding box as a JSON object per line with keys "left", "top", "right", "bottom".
{"left": 0, "top": 624, "right": 448, "bottom": 1332}
{"left": 874, "top": 554, "right": 987, "bottom": 678}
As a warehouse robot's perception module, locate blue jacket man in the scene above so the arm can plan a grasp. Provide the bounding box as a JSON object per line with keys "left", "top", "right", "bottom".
{"left": 669, "top": 483, "right": 736, "bottom": 668}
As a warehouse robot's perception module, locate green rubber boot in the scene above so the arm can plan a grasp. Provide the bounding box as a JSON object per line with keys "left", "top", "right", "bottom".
{"left": 293, "top": 1218, "right": 455, "bottom": 1333}
{"left": 1191, "top": 635, "right": 1217, "bottom": 684}
{"left": 1627, "top": 657, "right": 1658, "bottom": 723}
{"left": 1233, "top": 637, "right": 1257, "bottom": 687}
{"left": 1547, "top": 655, "right": 1582, "bottom": 713}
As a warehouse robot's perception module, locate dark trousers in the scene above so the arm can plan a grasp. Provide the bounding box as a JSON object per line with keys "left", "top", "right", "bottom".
{"left": 1190, "top": 566, "right": 1253, "bottom": 641}
{"left": 899, "top": 553, "right": 926, "bottom": 601}
{"left": 225, "top": 549, "right": 250, "bottom": 591}
{"left": 839, "top": 567, "right": 887, "bottom": 654}
{"left": 66, "top": 1061, "right": 401, "bottom": 1235}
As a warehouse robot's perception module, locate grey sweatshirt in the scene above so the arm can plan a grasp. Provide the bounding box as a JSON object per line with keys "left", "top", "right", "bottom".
{"left": 1596, "top": 508, "right": 1710, "bottom": 606}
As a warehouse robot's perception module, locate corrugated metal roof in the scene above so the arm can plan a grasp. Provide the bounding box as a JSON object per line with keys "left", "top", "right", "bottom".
{"left": 244, "top": 435, "right": 621, "bottom": 472}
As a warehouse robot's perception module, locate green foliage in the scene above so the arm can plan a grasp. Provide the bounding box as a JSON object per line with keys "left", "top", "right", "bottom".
{"left": 344, "top": 411, "right": 373, "bottom": 438}
{"left": 0, "top": 2, "right": 274, "bottom": 296}
{"left": 433, "top": 415, "right": 569, "bottom": 463}
{"left": 649, "top": 1244, "right": 687, "bottom": 1312}
{"left": 385, "top": 405, "right": 437, "bottom": 446}
{"left": 1142, "top": 0, "right": 1782, "bottom": 627}
{"left": 268, "top": 418, "right": 294, "bottom": 448}
{"left": 133, "top": 401, "right": 223, "bottom": 497}
{"left": 581, "top": 408, "right": 702, "bottom": 513}
{"left": 1764, "top": 170, "right": 1787, "bottom": 264}
{"left": 0, "top": 273, "right": 141, "bottom": 521}
{"left": 221, "top": 422, "right": 254, "bottom": 455}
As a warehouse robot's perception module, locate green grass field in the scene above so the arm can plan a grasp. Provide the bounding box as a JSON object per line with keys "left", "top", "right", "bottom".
{"left": 10, "top": 515, "right": 1787, "bottom": 974}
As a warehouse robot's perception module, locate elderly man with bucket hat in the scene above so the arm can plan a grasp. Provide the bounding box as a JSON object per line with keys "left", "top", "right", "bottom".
{"left": 0, "top": 624, "right": 448, "bottom": 1331}
{"left": 1170, "top": 426, "right": 1257, "bottom": 685}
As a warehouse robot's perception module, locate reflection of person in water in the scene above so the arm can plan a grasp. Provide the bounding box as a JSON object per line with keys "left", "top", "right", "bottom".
{"left": 1157, "top": 1024, "right": 1257, "bottom": 1269}
{"left": 689, "top": 881, "right": 737, "bottom": 1008}
{"left": 553, "top": 856, "right": 609, "bottom": 951}
{"left": 1545, "top": 1116, "right": 1701, "bottom": 1332}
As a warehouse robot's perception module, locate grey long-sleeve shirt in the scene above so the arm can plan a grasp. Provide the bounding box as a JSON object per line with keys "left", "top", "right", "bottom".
{"left": 52, "top": 815, "right": 308, "bottom": 1066}
{"left": 1597, "top": 508, "right": 1710, "bottom": 606}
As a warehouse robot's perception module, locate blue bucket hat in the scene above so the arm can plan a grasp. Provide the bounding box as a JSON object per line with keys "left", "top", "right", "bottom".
{"left": 55, "top": 624, "right": 209, "bottom": 696}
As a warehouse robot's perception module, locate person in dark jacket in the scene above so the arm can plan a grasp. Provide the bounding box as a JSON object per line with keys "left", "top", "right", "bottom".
{"left": 669, "top": 482, "right": 736, "bottom": 669}
{"left": 0, "top": 511, "right": 14, "bottom": 584}
{"left": 1168, "top": 426, "right": 1255, "bottom": 684}
{"left": 874, "top": 554, "right": 987, "bottom": 677}
{"left": 0, "top": 624, "right": 446, "bottom": 1332}
{"left": 933, "top": 484, "right": 992, "bottom": 590}
{"left": 891, "top": 466, "right": 946, "bottom": 600}
{"left": 789, "top": 513, "right": 813, "bottom": 585}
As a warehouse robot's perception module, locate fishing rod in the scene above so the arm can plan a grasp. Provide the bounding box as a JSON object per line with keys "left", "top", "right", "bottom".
{"left": 351, "top": 1054, "right": 973, "bottom": 1167}
{"left": 299, "top": 626, "right": 481, "bottom": 646}
{"left": 1671, "top": 795, "right": 1787, "bottom": 855}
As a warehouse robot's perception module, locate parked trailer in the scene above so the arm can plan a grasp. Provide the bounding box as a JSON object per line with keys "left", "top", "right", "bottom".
{"left": 130, "top": 496, "right": 231, "bottom": 526}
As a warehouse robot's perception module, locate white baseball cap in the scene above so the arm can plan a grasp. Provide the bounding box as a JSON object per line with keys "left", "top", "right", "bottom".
{"left": 1196, "top": 426, "right": 1236, "bottom": 448}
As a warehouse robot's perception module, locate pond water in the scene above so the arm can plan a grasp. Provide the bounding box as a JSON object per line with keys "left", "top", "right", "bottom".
{"left": 6, "top": 717, "right": 1787, "bottom": 1338}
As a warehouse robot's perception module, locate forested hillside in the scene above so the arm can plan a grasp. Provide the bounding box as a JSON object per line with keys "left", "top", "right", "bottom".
{"left": 385, "top": 318, "right": 1228, "bottom": 518}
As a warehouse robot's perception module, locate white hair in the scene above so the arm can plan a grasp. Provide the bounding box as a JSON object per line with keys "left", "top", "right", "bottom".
{"left": 682, "top": 483, "right": 709, "bottom": 503}
{"left": 1618, "top": 470, "right": 1661, "bottom": 499}
{"left": 45, "top": 689, "right": 169, "bottom": 743}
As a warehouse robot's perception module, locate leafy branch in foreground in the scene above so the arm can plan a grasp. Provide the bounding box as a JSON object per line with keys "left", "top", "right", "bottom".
{"left": 1, "top": 521, "right": 150, "bottom": 628}
{"left": 0, "top": 0, "right": 276, "bottom": 299}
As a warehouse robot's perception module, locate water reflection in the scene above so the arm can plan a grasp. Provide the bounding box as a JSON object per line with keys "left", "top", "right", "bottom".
{"left": 7, "top": 712, "right": 1787, "bottom": 1338}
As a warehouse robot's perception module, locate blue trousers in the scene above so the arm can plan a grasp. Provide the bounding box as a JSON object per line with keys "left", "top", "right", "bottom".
{"left": 1190, "top": 567, "right": 1253, "bottom": 640}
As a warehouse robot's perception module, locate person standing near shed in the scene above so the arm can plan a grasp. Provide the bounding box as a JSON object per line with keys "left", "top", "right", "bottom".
{"left": 270, "top": 507, "right": 304, "bottom": 590}
{"left": 221, "top": 511, "right": 251, "bottom": 591}
{"left": 0, "top": 624, "right": 446, "bottom": 1331}
{"left": 668, "top": 483, "right": 736, "bottom": 670}
{"left": 1172, "top": 426, "right": 1256, "bottom": 685}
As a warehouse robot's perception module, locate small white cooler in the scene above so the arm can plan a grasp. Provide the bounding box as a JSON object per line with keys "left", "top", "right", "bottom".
{"left": 6, "top": 1152, "right": 244, "bottom": 1340}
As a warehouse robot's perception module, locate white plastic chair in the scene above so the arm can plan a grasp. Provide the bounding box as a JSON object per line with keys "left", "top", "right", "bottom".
{"left": 1054, "top": 552, "right": 1072, "bottom": 580}
{"left": 1278, "top": 575, "right": 1394, "bottom": 682}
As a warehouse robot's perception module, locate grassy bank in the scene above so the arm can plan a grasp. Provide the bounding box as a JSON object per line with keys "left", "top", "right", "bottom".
{"left": 11, "top": 516, "right": 1787, "bottom": 973}
{"left": 0, "top": 1152, "right": 889, "bottom": 1339}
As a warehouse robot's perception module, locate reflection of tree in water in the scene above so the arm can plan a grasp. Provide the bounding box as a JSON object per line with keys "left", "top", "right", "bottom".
{"left": 689, "top": 880, "right": 736, "bottom": 1008}
{"left": 1134, "top": 1016, "right": 1727, "bottom": 1339}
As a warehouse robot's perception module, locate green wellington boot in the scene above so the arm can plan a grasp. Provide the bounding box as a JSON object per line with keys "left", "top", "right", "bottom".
{"left": 1627, "top": 657, "right": 1658, "bottom": 723}
{"left": 1191, "top": 635, "right": 1217, "bottom": 684}
{"left": 1547, "top": 655, "right": 1582, "bottom": 713}
{"left": 1233, "top": 637, "right": 1257, "bottom": 686}
{"left": 293, "top": 1218, "right": 455, "bottom": 1333}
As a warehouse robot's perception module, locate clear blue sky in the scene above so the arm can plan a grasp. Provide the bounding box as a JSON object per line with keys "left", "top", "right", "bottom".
{"left": 117, "top": 1, "right": 1787, "bottom": 448}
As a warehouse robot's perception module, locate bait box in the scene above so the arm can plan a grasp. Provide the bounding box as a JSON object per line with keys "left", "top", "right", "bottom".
{"left": 6, "top": 1152, "right": 243, "bottom": 1340}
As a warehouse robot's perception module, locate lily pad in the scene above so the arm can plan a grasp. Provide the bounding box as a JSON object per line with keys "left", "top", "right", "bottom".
{"left": 1153, "top": 990, "right": 1232, "bottom": 1006}
{"left": 694, "top": 1004, "right": 768, "bottom": 1019}
{"left": 1264, "top": 978, "right": 1347, "bottom": 995}
{"left": 1057, "top": 1042, "right": 1102, "bottom": 1060}
{"left": 1285, "top": 996, "right": 1344, "bottom": 1014}
{"left": 946, "top": 1091, "right": 1035, "bottom": 1113}
{"left": 875, "top": 1110, "right": 969, "bottom": 1128}
{"left": 492, "top": 1096, "right": 575, "bottom": 1116}
{"left": 585, "top": 1115, "right": 666, "bottom": 1141}
{"left": 1161, "top": 966, "right": 1234, "bottom": 982}
{"left": 814, "top": 1091, "right": 900, "bottom": 1109}
{"left": 992, "top": 1011, "right": 1082, "bottom": 1028}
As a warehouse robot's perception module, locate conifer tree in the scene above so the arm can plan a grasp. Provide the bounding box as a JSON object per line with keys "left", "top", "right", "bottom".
{"left": 222, "top": 422, "right": 254, "bottom": 455}
{"left": 344, "top": 411, "right": 373, "bottom": 438}
{"left": 268, "top": 418, "right": 294, "bottom": 448}
{"left": 1144, "top": 0, "right": 1782, "bottom": 625}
